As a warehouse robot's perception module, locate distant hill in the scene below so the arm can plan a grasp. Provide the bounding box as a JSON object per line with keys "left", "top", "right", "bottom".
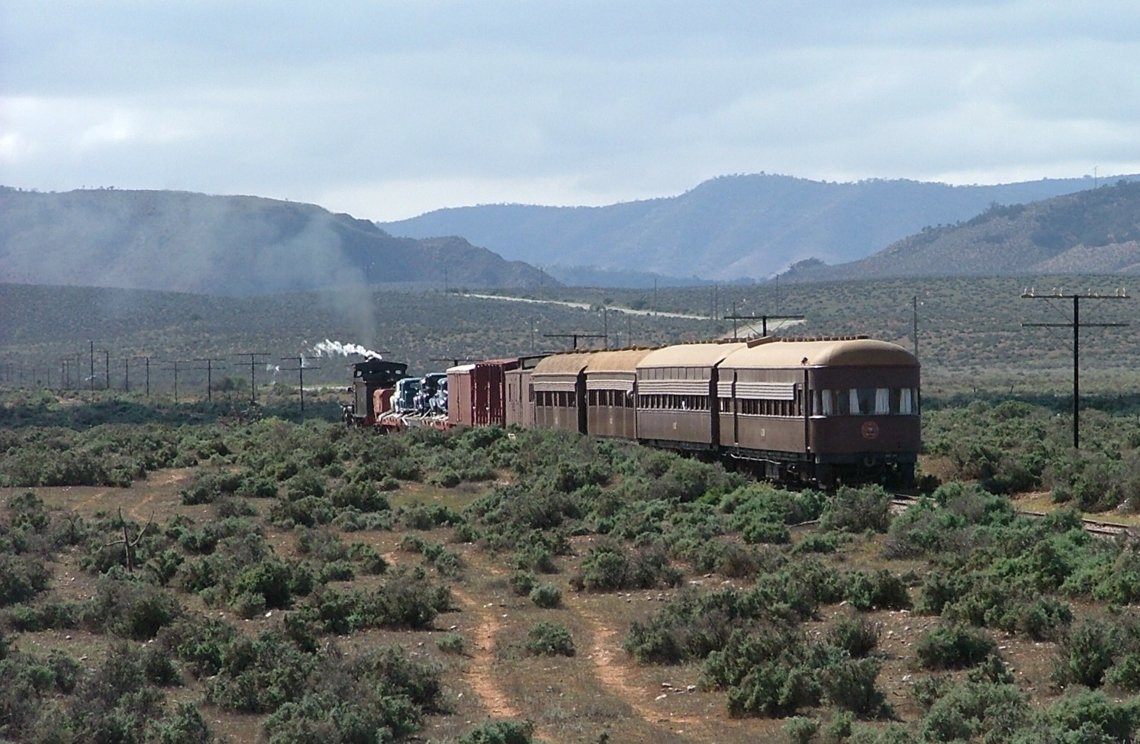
{"left": 378, "top": 173, "right": 1126, "bottom": 282}
{"left": 780, "top": 179, "right": 1140, "bottom": 282}
{"left": 0, "top": 188, "right": 554, "bottom": 296}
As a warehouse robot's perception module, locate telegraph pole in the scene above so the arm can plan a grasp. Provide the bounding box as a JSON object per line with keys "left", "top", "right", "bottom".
{"left": 280, "top": 357, "right": 319, "bottom": 415}
{"left": 195, "top": 358, "right": 225, "bottom": 402}
{"left": 543, "top": 332, "right": 605, "bottom": 350}
{"left": 1022, "top": 288, "right": 1129, "bottom": 448}
{"left": 236, "top": 352, "right": 270, "bottom": 404}
{"left": 723, "top": 308, "right": 805, "bottom": 340}
{"left": 163, "top": 360, "right": 186, "bottom": 403}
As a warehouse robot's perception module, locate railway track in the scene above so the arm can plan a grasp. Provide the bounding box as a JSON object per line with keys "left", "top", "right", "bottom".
{"left": 889, "top": 493, "right": 1134, "bottom": 538}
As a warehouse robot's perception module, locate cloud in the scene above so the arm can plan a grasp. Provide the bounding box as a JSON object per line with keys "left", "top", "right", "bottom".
{"left": 2, "top": 1, "right": 1139, "bottom": 220}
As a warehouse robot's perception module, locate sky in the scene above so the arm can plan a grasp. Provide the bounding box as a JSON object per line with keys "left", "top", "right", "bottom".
{"left": 3, "top": 1, "right": 1139, "bottom": 222}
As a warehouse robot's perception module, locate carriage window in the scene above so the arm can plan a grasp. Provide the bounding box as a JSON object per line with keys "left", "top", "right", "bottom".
{"left": 849, "top": 388, "right": 877, "bottom": 415}
{"left": 875, "top": 388, "right": 890, "bottom": 415}
{"left": 897, "top": 388, "right": 915, "bottom": 415}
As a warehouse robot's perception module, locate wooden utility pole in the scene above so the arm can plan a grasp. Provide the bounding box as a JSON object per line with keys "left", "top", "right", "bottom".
{"left": 1022, "top": 289, "right": 1129, "bottom": 449}
{"left": 543, "top": 332, "right": 605, "bottom": 350}
{"left": 195, "top": 358, "right": 225, "bottom": 402}
{"left": 280, "top": 357, "right": 319, "bottom": 415}
{"left": 723, "top": 308, "right": 806, "bottom": 340}
{"left": 236, "top": 352, "right": 270, "bottom": 404}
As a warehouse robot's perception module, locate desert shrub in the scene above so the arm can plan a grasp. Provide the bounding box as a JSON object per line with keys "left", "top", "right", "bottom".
{"left": 922, "top": 569, "right": 1072, "bottom": 640}
{"left": 820, "top": 657, "right": 891, "bottom": 719}
{"left": 6, "top": 599, "right": 80, "bottom": 631}
{"left": 261, "top": 645, "right": 443, "bottom": 743}
{"left": 829, "top": 615, "right": 881, "bottom": 658}
{"left": 915, "top": 624, "right": 997, "bottom": 670}
{"left": 437, "top": 632, "right": 467, "bottom": 655}
{"left": 205, "top": 630, "right": 315, "bottom": 713}
{"left": 784, "top": 716, "right": 820, "bottom": 744}
{"left": 820, "top": 486, "right": 892, "bottom": 533}
{"left": 400, "top": 503, "right": 463, "bottom": 530}
{"left": 525, "top": 621, "right": 575, "bottom": 657}
{"left": 268, "top": 495, "right": 335, "bottom": 527}
{"left": 316, "top": 566, "right": 449, "bottom": 631}
{"left": 160, "top": 615, "right": 239, "bottom": 678}
{"left": 83, "top": 571, "right": 182, "bottom": 640}
{"left": 149, "top": 701, "right": 212, "bottom": 743}
{"left": 1052, "top": 617, "right": 1118, "bottom": 689}
{"left": 330, "top": 481, "right": 390, "bottom": 512}
{"left": 884, "top": 498, "right": 966, "bottom": 559}
{"left": 824, "top": 711, "right": 856, "bottom": 742}
{"left": 142, "top": 645, "right": 181, "bottom": 686}
{"left": 509, "top": 571, "right": 537, "bottom": 596}
{"left": 283, "top": 472, "right": 326, "bottom": 501}
{"left": 724, "top": 657, "right": 822, "bottom": 718}
{"left": 702, "top": 624, "right": 808, "bottom": 690}
{"left": 529, "top": 583, "right": 562, "bottom": 608}
{"left": 794, "top": 532, "right": 839, "bottom": 555}
{"left": 573, "top": 541, "right": 681, "bottom": 592}
{"left": 347, "top": 542, "right": 388, "bottom": 574}
{"left": 458, "top": 719, "right": 537, "bottom": 744}
{"left": 1044, "top": 687, "right": 1140, "bottom": 741}
{"left": 0, "top": 554, "right": 51, "bottom": 606}
{"left": 753, "top": 559, "right": 843, "bottom": 619}
{"left": 512, "top": 542, "right": 558, "bottom": 573}
{"left": 178, "top": 469, "right": 244, "bottom": 505}
{"left": 627, "top": 588, "right": 769, "bottom": 665}
{"left": 843, "top": 570, "right": 911, "bottom": 611}
{"left": 919, "top": 680, "right": 1029, "bottom": 743}
{"left": 232, "top": 558, "right": 295, "bottom": 609}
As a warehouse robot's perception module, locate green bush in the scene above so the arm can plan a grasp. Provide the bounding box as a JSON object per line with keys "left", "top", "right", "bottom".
{"left": 573, "top": 541, "right": 681, "bottom": 592}
{"left": 1052, "top": 618, "right": 1118, "bottom": 689}
{"left": 915, "top": 624, "right": 997, "bottom": 671}
{"left": 458, "top": 719, "right": 536, "bottom": 744}
{"left": 0, "top": 554, "right": 51, "bottom": 606}
{"left": 83, "top": 572, "right": 182, "bottom": 640}
{"left": 829, "top": 615, "right": 880, "bottom": 658}
{"left": 509, "top": 571, "right": 537, "bottom": 596}
{"left": 529, "top": 583, "right": 562, "bottom": 609}
{"left": 820, "top": 486, "right": 892, "bottom": 533}
{"left": 820, "top": 657, "right": 890, "bottom": 719}
{"left": 843, "top": 570, "right": 911, "bottom": 611}
{"left": 526, "top": 621, "right": 575, "bottom": 657}
{"left": 784, "top": 716, "right": 820, "bottom": 744}
{"left": 437, "top": 632, "right": 467, "bottom": 655}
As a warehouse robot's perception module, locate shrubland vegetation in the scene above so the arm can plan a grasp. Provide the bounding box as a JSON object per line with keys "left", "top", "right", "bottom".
{"left": 3, "top": 385, "right": 1140, "bottom": 742}
{"left": 4, "top": 274, "right": 1140, "bottom": 741}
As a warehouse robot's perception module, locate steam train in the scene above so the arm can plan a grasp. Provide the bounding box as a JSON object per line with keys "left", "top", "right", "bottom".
{"left": 345, "top": 336, "right": 920, "bottom": 485}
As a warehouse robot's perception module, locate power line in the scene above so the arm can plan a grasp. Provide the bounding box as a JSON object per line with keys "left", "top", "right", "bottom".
{"left": 1021, "top": 288, "right": 1130, "bottom": 448}
{"left": 235, "top": 352, "right": 270, "bottom": 405}
{"left": 279, "top": 357, "right": 320, "bottom": 415}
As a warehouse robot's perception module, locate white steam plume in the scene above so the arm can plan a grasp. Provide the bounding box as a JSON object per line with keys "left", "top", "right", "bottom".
{"left": 310, "top": 339, "right": 382, "bottom": 359}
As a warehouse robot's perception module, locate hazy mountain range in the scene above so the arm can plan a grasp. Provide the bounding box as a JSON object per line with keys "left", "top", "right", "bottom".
{"left": 3, "top": 174, "right": 1139, "bottom": 297}
{"left": 0, "top": 188, "right": 552, "bottom": 296}
{"left": 781, "top": 179, "right": 1140, "bottom": 282}
{"left": 379, "top": 173, "right": 1127, "bottom": 285}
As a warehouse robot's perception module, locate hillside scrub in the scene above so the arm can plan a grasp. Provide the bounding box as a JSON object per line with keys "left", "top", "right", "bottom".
{"left": 6, "top": 394, "right": 1140, "bottom": 740}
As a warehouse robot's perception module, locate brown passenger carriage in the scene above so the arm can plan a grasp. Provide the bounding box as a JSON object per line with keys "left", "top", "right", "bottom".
{"left": 634, "top": 341, "right": 747, "bottom": 454}
{"left": 717, "top": 336, "right": 919, "bottom": 483}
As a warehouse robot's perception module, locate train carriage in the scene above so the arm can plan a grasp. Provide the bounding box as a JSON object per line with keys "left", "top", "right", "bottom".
{"left": 531, "top": 352, "right": 593, "bottom": 433}
{"left": 718, "top": 336, "right": 919, "bottom": 483}
{"left": 583, "top": 348, "right": 654, "bottom": 439}
{"left": 635, "top": 341, "right": 747, "bottom": 453}
{"left": 504, "top": 355, "right": 544, "bottom": 429}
